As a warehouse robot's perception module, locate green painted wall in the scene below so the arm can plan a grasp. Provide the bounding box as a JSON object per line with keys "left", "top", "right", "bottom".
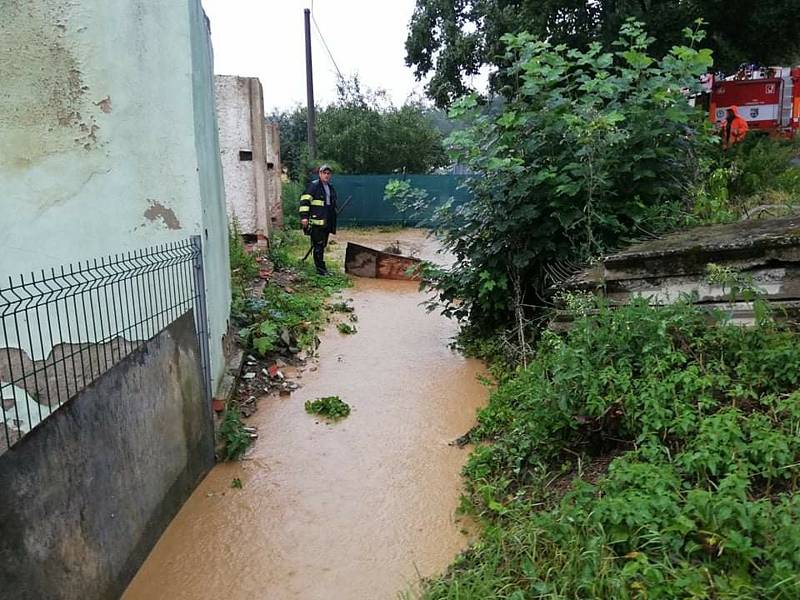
{"left": 0, "top": 0, "right": 230, "bottom": 390}
{"left": 189, "top": 0, "right": 232, "bottom": 389}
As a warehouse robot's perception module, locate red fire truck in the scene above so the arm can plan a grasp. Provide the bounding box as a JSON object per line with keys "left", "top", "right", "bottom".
{"left": 708, "top": 66, "right": 800, "bottom": 136}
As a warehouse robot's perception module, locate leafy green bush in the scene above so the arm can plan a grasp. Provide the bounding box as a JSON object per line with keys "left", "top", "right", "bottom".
{"left": 423, "top": 299, "right": 800, "bottom": 598}
{"left": 691, "top": 165, "right": 736, "bottom": 224}
{"left": 272, "top": 76, "right": 445, "bottom": 178}
{"left": 268, "top": 228, "right": 301, "bottom": 271}
{"left": 728, "top": 134, "right": 800, "bottom": 199}
{"left": 218, "top": 407, "right": 252, "bottom": 461}
{"left": 384, "top": 179, "right": 431, "bottom": 222}
{"left": 423, "top": 20, "right": 715, "bottom": 343}
{"left": 305, "top": 396, "right": 351, "bottom": 420}
{"left": 316, "top": 76, "right": 446, "bottom": 174}
{"left": 240, "top": 280, "right": 325, "bottom": 356}
{"left": 229, "top": 220, "right": 259, "bottom": 281}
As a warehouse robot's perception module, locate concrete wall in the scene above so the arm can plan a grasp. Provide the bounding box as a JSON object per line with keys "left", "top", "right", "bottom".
{"left": 0, "top": 0, "right": 230, "bottom": 392}
{"left": 215, "top": 75, "right": 271, "bottom": 241}
{"left": 189, "top": 1, "right": 233, "bottom": 390}
{"left": 0, "top": 312, "right": 213, "bottom": 600}
{"left": 553, "top": 215, "right": 800, "bottom": 329}
{"left": 265, "top": 120, "right": 284, "bottom": 228}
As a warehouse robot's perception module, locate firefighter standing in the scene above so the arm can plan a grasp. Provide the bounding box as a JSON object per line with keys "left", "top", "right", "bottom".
{"left": 721, "top": 105, "right": 749, "bottom": 149}
{"left": 299, "top": 164, "right": 337, "bottom": 276}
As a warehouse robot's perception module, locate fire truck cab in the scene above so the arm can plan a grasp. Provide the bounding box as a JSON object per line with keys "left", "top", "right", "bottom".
{"left": 709, "top": 66, "right": 800, "bottom": 136}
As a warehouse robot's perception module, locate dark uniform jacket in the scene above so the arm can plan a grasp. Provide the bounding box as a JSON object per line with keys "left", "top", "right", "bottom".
{"left": 299, "top": 179, "right": 337, "bottom": 234}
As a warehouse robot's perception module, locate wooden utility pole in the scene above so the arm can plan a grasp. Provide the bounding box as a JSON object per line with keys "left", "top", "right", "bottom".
{"left": 304, "top": 8, "right": 317, "bottom": 162}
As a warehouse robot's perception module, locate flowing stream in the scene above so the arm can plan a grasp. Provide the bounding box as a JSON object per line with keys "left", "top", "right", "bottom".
{"left": 122, "top": 229, "right": 487, "bottom": 600}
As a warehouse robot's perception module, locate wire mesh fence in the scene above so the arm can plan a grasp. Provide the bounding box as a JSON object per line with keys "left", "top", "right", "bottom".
{"left": 0, "top": 236, "right": 210, "bottom": 452}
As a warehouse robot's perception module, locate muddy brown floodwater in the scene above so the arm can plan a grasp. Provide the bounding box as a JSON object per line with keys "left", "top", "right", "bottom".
{"left": 122, "top": 229, "right": 487, "bottom": 600}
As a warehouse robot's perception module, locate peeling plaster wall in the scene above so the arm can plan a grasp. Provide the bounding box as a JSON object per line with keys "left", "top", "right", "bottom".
{"left": 215, "top": 76, "right": 258, "bottom": 234}
{"left": 214, "top": 75, "right": 272, "bottom": 240}
{"left": 188, "top": 0, "right": 231, "bottom": 391}
{"left": 0, "top": 0, "right": 230, "bottom": 391}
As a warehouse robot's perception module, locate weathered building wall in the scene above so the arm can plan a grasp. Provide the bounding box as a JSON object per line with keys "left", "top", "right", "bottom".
{"left": 0, "top": 0, "right": 231, "bottom": 392}
{"left": 265, "top": 120, "right": 284, "bottom": 228}
{"left": 0, "top": 312, "right": 213, "bottom": 600}
{"left": 188, "top": 0, "right": 232, "bottom": 391}
{"left": 215, "top": 75, "right": 271, "bottom": 241}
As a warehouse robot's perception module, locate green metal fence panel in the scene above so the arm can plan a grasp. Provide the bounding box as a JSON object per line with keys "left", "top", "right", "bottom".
{"left": 332, "top": 174, "right": 473, "bottom": 227}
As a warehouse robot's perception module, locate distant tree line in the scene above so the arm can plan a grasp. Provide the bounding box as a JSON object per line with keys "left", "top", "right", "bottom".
{"left": 270, "top": 76, "right": 447, "bottom": 180}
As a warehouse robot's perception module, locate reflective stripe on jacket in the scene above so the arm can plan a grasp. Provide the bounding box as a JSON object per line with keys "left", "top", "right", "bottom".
{"left": 299, "top": 179, "right": 337, "bottom": 233}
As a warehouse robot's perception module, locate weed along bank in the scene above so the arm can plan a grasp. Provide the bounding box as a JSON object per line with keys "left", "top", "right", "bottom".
{"left": 0, "top": 1, "right": 229, "bottom": 598}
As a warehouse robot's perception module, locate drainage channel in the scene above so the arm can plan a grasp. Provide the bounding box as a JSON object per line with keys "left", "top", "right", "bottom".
{"left": 122, "top": 229, "right": 487, "bottom": 600}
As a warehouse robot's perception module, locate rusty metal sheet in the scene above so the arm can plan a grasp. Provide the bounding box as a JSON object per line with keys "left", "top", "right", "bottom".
{"left": 345, "top": 243, "right": 422, "bottom": 280}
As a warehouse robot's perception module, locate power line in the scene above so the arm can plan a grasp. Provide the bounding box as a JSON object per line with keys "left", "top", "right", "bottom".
{"left": 310, "top": 9, "right": 344, "bottom": 80}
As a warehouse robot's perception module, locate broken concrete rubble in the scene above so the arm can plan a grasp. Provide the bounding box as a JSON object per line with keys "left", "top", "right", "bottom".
{"left": 554, "top": 215, "right": 800, "bottom": 328}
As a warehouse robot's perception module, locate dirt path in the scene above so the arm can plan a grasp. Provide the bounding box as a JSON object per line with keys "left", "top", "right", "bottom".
{"left": 122, "top": 229, "right": 486, "bottom": 600}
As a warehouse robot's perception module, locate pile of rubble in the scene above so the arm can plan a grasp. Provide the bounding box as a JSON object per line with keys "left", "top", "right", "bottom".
{"left": 235, "top": 353, "right": 310, "bottom": 417}
{"left": 552, "top": 214, "right": 800, "bottom": 328}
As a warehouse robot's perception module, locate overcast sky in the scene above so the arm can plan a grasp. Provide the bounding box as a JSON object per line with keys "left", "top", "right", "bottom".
{"left": 201, "top": 0, "right": 427, "bottom": 114}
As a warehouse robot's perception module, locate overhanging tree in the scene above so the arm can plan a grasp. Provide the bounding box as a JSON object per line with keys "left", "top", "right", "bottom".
{"left": 422, "top": 21, "right": 716, "bottom": 358}
{"left": 406, "top": 0, "right": 800, "bottom": 107}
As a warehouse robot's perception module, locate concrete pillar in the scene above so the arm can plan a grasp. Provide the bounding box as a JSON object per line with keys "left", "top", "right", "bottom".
{"left": 265, "top": 121, "right": 284, "bottom": 229}
{"left": 214, "top": 75, "right": 272, "bottom": 244}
